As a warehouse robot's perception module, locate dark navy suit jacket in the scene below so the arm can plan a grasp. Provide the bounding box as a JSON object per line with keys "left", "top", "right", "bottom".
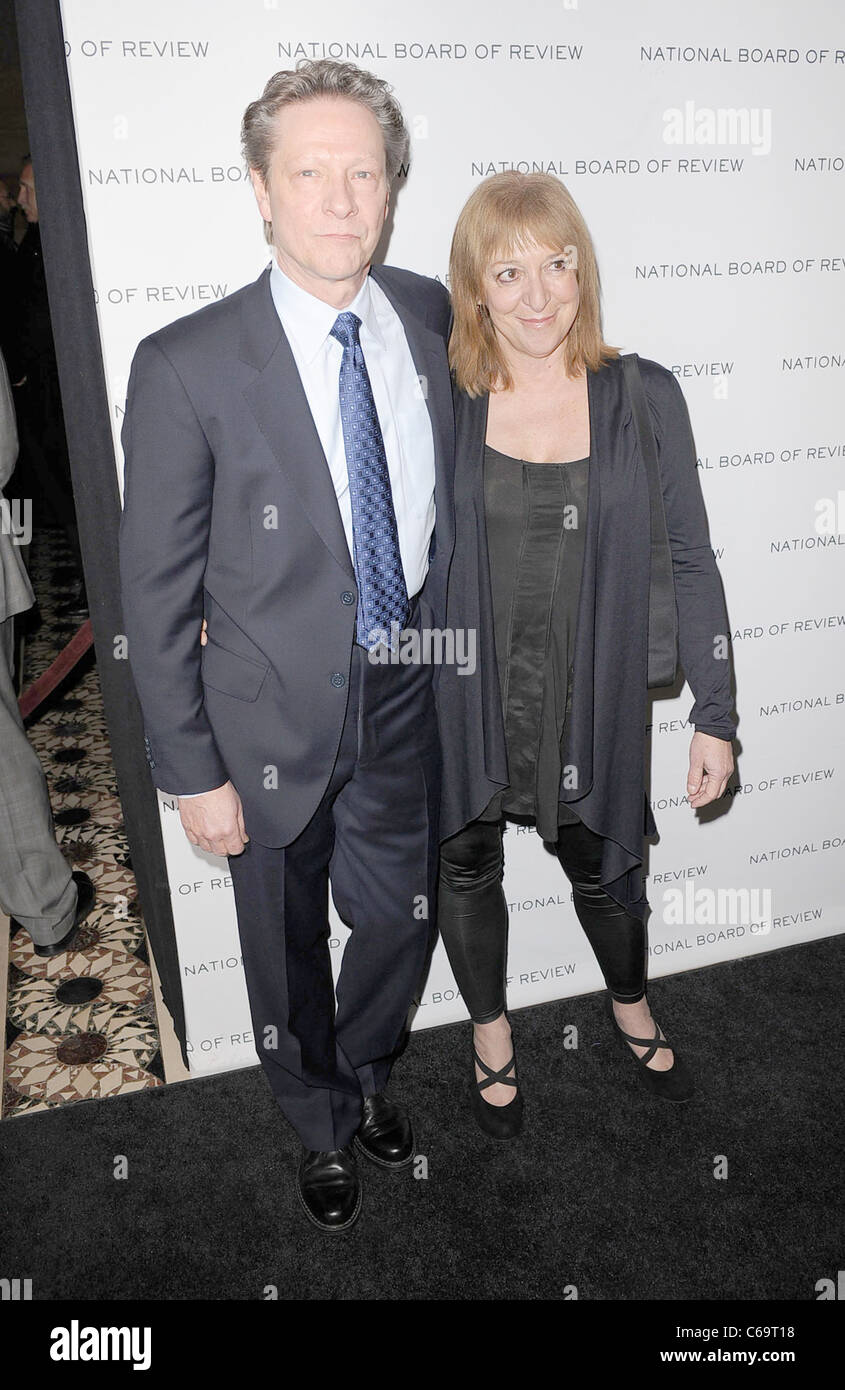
{"left": 119, "top": 262, "right": 455, "bottom": 848}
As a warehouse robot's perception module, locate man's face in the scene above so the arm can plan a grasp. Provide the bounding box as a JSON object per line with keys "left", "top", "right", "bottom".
{"left": 249, "top": 96, "right": 390, "bottom": 305}
{"left": 18, "top": 164, "right": 38, "bottom": 222}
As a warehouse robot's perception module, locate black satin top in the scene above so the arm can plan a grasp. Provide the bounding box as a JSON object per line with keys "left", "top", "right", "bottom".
{"left": 479, "top": 444, "right": 590, "bottom": 840}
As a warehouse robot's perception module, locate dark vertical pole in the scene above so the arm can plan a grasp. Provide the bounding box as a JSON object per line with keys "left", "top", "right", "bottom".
{"left": 14, "top": 0, "right": 188, "bottom": 1066}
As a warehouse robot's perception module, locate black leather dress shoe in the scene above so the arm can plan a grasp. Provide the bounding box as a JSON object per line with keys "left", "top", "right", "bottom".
{"left": 297, "top": 1147, "right": 361, "bottom": 1232}
{"left": 30, "top": 871, "right": 96, "bottom": 958}
{"left": 59, "top": 580, "right": 89, "bottom": 624}
{"left": 354, "top": 1093, "right": 415, "bottom": 1170}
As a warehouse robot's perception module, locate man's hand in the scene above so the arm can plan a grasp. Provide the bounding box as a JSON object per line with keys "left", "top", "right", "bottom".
{"left": 185, "top": 622, "right": 247, "bottom": 853}
{"left": 686, "top": 731, "right": 734, "bottom": 809}
{"left": 178, "top": 780, "right": 249, "bottom": 857}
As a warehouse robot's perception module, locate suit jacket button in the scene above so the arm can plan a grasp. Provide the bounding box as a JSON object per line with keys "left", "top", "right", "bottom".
{"left": 341, "top": 590, "right": 355, "bottom": 605}
{"left": 331, "top": 672, "right": 346, "bottom": 688}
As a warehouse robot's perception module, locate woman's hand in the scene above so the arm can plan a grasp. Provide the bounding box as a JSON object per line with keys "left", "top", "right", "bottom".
{"left": 687, "top": 731, "right": 734, "bottom": 808}
{"left": 200, "top": 618, "right": 208, "bottom": 646}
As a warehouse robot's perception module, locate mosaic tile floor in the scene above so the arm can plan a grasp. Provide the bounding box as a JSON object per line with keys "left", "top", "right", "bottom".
{"left": 2, "top": 526, "right": 165, "bottom": 1118}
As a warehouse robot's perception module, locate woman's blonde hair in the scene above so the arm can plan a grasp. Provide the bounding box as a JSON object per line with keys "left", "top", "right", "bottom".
{"left": 448, "top": 171, "right": 618, "bottom": 395}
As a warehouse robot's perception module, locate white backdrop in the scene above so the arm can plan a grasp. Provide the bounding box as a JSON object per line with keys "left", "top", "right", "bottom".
{"left": 59, "top": 0, "right": 845, "bottom": 1077}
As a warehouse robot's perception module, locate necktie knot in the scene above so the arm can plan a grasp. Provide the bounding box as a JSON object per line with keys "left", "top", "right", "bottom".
{"left": 330, "top": 311, "right": 362, "bottom": 351}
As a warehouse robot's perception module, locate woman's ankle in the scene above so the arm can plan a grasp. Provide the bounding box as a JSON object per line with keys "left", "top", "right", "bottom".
{"left": 473, "top": 1011, "right": 510, "bottom": 1037}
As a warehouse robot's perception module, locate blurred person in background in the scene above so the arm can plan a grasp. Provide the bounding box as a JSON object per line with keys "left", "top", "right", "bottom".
{"left": 10, "top": 156, "right": 86, "bottom": 617}
{"left": 0, "top": 346, "right": 94, "bottom": 954}
{"left": 0, "top": 177, "right": 17, "bottom": 247}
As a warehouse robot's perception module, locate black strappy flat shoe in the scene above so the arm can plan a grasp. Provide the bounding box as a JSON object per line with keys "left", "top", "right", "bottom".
{"left": 604, "top": 992, "right": 695, "bottom": 1103}
{"left": 470, "top": 1041, "right": 524, "bottom": 1139}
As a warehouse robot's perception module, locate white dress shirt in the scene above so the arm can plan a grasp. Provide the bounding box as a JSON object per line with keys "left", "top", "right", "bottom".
{"left": 268, "top": 256, "right": 436, "bottom": 599}
{"left": 179, "top": 258, "right": 437, "bottom": 800}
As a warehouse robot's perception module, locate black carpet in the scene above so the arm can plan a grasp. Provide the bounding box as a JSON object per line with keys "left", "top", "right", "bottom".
{"left": 2, "top": 937, "right": 843, "bottom": 1301}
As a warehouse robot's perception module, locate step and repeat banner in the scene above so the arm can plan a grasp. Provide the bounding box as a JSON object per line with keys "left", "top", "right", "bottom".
{"left": 59, "top": 0, "right": 844, "bottom": 1078}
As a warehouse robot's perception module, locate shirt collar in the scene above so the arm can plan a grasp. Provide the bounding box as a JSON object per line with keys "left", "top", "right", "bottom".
{"left": 268, "top": 256, "right": 385, "bottom": 364}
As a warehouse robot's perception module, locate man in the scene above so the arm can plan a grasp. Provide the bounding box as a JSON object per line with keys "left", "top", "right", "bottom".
{"left": 9, "top": 158, "right": 86, "bottom": 613}
{"left": 0, "top": 348, "right": 95, "bottom": 955}
{"left": 0, "top": 178, "right": 16, "bottom": 248}
{"left": 119, "top": 60, "right": 454, "bottom": 1232}
{"left": 0, "top": 182, "right": 20, "bottom": 394}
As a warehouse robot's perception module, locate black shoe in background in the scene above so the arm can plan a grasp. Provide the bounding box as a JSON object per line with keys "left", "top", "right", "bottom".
{"left": 28, "top": 869, "right": 95, "bottom": 957}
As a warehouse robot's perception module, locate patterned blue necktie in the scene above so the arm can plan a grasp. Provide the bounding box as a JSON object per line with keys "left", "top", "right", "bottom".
{"left": 330, "top": 310, "right": 409, "bottom": 650}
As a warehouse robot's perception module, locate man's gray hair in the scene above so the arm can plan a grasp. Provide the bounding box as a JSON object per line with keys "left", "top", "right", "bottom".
{"left": 241, "top": 59, "right": 410, "bottom": 244}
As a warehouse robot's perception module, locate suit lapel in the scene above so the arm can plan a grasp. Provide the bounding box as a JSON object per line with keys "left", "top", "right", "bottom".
{"left": 238, "top": 266, "right": 355, "bottom": 579}
{"left": 239, "top": 262, "right": 454, "bottom": 585}
{"left": 369, "top": 265, "right": 455, "bottom": 567}
{"left": 455, "top": 388, "right": 488, "bottom": 502}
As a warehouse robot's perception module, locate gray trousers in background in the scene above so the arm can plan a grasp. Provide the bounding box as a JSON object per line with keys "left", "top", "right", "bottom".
{"left": 0, "top": 614, "right": 77, "bottom": 945}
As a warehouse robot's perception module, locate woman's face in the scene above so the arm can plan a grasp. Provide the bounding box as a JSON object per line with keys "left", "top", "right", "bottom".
{"left": 482, "top": 239, "right": 579, "bottom": 365}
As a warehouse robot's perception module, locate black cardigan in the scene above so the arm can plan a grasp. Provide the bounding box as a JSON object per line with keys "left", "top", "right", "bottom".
{"left": 434, "top": 354, "right": 737, "bottom": 921}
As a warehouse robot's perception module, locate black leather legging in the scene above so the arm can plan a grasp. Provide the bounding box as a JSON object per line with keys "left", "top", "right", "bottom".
{"left": 438, "top": 816, "right": 646, "bottom": 1022}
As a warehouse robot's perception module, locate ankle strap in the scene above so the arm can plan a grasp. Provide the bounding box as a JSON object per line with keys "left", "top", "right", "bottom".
{"left": 473, "top": 1045, "right": 517, "bottom": 1090}
{"left": 614, "top": 1022, "right": 670, "bottom": 1067}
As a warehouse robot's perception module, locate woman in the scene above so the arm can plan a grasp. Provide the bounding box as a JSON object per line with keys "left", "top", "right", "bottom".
{"left": 436, "top": 171, "right": 737, "bottom": 1138}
